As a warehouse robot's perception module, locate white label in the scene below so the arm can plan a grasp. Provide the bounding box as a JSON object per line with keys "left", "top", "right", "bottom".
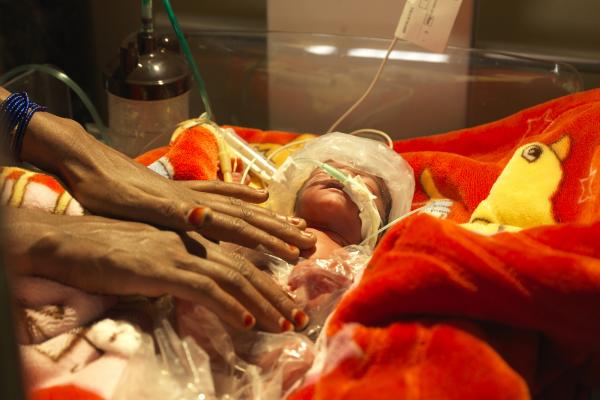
{"left": 395, "top": 0, "right": 464, "bottom": 53}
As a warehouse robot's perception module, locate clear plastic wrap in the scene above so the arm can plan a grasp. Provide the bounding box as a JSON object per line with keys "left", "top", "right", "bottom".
{"left": 112, "top": 319, "right": 215, "bottom": 400}
{"left": 113, "top": 246, "right": 370, "bottom": 399}
{"left": 297, "top": 323, "right": 363, "bottom": 391}
{"left": 268, "top": 245, "right": 371, "bottom": 340}
{"left": 177, "top": 304, "right": 316, "bottom": 400}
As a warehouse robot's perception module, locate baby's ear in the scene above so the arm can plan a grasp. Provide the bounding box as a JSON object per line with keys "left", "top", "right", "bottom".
{"left": 292, "top": 185, "right": 304, "bottom": 214}
{"left": 378, "top": 178, "right": 393, "bottom": 225}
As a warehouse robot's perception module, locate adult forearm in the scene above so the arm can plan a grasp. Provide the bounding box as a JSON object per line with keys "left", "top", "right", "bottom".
{"left": 3, "top": 208, "right": 63, "bottom": 277}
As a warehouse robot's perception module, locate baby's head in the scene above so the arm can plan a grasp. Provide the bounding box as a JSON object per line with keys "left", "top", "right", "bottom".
{"left": 293, "top": 161, "right": 392, "bottom": 245}
{"left": 268, "top": 133, "right": 415, "bottom": 248}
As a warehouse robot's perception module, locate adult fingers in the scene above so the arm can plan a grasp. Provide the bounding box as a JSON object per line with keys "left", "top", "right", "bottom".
{"left": 196, "top": 192, "right": 308, "bottom": 230}
{"left": 159, "top": 267, "right": 256, "bottom": 331}
{"left": 195, "top": 198, "right": 315, "bottom": 250}
{"left": 120, "top": 190, "right": 313, "bottom": 261}
{"left": 177, "top": 256, "right": 295, "bottom": 332}
{"left": 107, "top": 192, "right": 214, "bottom": 232}
{"left": 189, "top": 232, "right": 303, "bottom": 320}
{"left": 122, "top": 194, "right": 313, "bottom": 260}
{"left": 199, "top": 212, "right": 302, "bottom": 262}
{"left": 178, "top": 180, "right": 269, "bottom": 203}
{"left": 203, "top": 243, "right": 309, "bottom": 331}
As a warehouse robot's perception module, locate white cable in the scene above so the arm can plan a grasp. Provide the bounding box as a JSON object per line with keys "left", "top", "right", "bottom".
{"left": 327, "top": 37, "right": 398, "bottom": 133}
{"left": 349, "top": 129, "right": 393, "bottom": 149}
{"left": 360, "top": 205, "right": 426, "bottom": 246}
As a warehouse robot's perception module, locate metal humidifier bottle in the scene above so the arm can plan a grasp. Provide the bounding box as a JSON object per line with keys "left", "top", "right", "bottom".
{"left": 104, "top": 10, "right": 191, "bottom": 156}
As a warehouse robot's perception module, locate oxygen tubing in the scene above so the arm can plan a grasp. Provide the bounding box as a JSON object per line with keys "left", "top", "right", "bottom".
{"left": 0, "top": 64, "right": 108, "bottom": 142}
{"left": 161, "top": 0, "right": 214, "bottom": 120}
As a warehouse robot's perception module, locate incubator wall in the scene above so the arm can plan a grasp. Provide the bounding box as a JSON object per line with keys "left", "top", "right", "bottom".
{"left": 183, "top": 31, "right": 582, "bottom": 140}
{"left": 0, "top": 32, "right": 583, "bottom": 150}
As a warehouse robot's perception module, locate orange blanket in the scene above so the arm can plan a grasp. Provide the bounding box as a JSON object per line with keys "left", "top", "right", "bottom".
{"left": 286, "top": 90, "right": 600, "bottom": 399}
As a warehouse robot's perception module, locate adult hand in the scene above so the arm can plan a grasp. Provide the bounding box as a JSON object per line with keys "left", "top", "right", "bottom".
{"left": 12, "top": 102, "right": 315, "bottom": 262}
{"left": 6, "top": 208, "right": 308, "bottom": 332}
{"left": 183, "top": 231, "right": 308, "bottom": 332}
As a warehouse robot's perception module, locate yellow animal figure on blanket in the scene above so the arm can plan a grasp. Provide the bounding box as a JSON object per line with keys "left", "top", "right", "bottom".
{"left": 464, "top": 135, "right": 571, "bottom": 234}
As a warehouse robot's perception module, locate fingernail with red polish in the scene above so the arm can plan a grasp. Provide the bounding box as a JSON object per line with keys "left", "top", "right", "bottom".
{"left": 290, "top": 217, "right": 304, "bottom": 225}
{"left": 292, "top": 309, "right": 309, "bottom": 329}
{"left": 279, "top": 317, "right": 294, "bottom": 332}
{"left": 244, "top": 314, "right": 255, "bottom": 329}
{"left": 287, "top": 244, "right": 299, "bottom": 254}
{"left": 188, "top": 207, "right": 212, "bottom": 227}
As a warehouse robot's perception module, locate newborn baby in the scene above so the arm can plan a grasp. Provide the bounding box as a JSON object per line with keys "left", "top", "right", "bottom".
{"left": 269, "top": 132, "right": 414, "bottom": 258}
{"left": 268, "top": 132, "right": 415, "bottom": 336}
{"left": 172, "top": 133, "right": 415, "bottom": 398}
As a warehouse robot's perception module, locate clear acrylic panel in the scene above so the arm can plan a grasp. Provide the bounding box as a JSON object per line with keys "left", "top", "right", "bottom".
{"left": 186, "top": 31, "right": 582, "bottom": 140}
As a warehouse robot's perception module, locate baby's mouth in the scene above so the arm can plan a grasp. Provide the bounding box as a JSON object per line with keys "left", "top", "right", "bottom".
{"left": 321, "top": 180, "right": 345, "bottom": 191}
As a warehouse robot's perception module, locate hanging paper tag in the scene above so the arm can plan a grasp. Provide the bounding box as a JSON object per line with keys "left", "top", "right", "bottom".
{"left": 395, "top": 0, "right": 464, "bottom": 53}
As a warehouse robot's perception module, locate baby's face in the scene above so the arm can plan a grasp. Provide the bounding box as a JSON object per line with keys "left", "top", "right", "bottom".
{"left": 294, "top": 161, "right": 389, "bottom": 246}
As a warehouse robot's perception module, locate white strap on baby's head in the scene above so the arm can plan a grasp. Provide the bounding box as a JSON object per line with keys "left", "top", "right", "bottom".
{"left": 343, "top": 175, "right": 381, "bottom": 249}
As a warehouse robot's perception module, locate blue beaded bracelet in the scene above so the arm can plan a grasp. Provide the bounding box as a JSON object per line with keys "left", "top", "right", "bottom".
{"left": 0, "top": 92, "right": 47, "bottom": 159}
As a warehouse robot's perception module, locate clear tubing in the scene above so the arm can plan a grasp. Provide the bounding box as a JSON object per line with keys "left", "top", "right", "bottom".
{"left": 294, "top": 158, "right": 350, "bottom": 183}
{"left": 141, "top": 0, "right": 154, "bottom": 33}
{"left": 0, "top": 64, "right": 108, "bottom": 142}
{"left": 239, "top": 137, "right": 315, "bottom": 185}
{"left": 239, "top": 155, "right": 256, "bottom": 186}
{"left": 162, "top": 0, "right": 214, "bottom": 120}
{"left": 318, "top": 161, "right": 350, "bottom": 183}
{"left": 222, "top": 128, "right": 277, "bottom": 182}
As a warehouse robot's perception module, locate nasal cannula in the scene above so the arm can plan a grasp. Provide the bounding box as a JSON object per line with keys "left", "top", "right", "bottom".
{"left": 305, "top": 159, "right": 424, "bottom": 244}
{"left": 294, "top": 158, "right": 352, "bottom": 184}
{"left": 300, "top": 158, "right": 423, "bottom": 245}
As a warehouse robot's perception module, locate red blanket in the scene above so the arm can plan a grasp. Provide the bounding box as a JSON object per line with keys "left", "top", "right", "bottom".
{"left": 287, "top": 90, "right": 600, "bottom": 399}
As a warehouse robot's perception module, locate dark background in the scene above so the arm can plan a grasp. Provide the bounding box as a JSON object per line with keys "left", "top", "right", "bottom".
{"left": 1, "top": 0, "right": 599, "bottom": 126}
